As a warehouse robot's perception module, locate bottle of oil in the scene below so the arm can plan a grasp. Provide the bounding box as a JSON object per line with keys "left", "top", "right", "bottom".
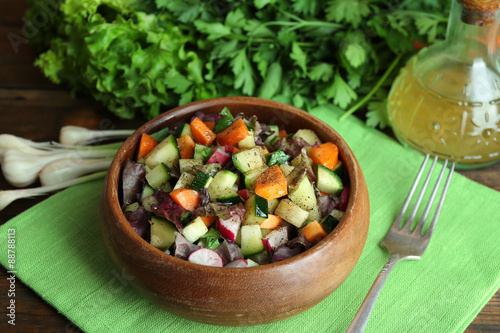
{"left": 388, "top": 0, "right": 500, "bottom": 169}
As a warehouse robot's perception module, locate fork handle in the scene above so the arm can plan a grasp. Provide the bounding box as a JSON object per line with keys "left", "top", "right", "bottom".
{"left": 346, "top": 254, "right": 401, "bottom": 333}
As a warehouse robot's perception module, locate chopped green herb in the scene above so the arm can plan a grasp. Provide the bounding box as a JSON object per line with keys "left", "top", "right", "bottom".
{"left": 214, "top": 117, "right": 234, "bottom": 133}
{"left": 150, "top": 128, "right": 171, "bottom": 142}
{"left": 199, "top": 227, "right": 222, "bottom": 250}
{"left": 265, "top": 149, "right": 290, "bottom": 167}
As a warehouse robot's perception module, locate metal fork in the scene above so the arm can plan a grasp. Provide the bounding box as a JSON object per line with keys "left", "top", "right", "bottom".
{"left": 346, "top": 154, "right": 456, "bottom": 333}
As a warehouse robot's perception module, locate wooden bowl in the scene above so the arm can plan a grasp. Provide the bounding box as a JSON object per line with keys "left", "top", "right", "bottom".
{"left": 99, "top": 97, "right": 370, "bottom": 326}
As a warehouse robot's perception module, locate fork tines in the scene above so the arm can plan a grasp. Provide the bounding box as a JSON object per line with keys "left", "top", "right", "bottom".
{"left": 393, "top": 154, "right": 455, "bottom": 235}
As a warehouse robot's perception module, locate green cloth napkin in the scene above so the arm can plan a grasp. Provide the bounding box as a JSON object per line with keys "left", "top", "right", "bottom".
{"left": 1, "top": 106, "right": 499, "bottom": 333}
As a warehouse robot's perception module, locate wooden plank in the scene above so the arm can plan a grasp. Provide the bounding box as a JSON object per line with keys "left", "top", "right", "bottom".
{"left": 0, "top": 26, "right": 56, "bottom": 89}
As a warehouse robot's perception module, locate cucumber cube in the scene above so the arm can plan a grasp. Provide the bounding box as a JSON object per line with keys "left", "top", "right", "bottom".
{"left": 308, "top": 205, "right": 321, "bottom": 222}
{"left": 124, "top": 202, "right": 141, "bottom": 212}
{"left": 145, "top": 163, "right": 171, "bottom": 189}
{"left": 268, "top": 198, "right": 280, "bottom": 213}
{"left": 275, "top": 199, "right": 309, "bottom": 228}
{"left": 145, "top": 134, "right": 180, "bottom": 169}
{"left": 179, "top": 158, "right": 204, "bottom": 174}
{"left": 244, "top": 166, "right": 268, "bottom": 191}
{"left": 215, "top": 188, "right": 244, "bottom": 204}
{"left": 175, "top": 122, "right": 192, "bottom": 138}
{"left": 173, "top": 172, "right": 195, "bottom": 190}
{"left": 279, "top": 164, "right": 294, "bottom": 177}
{"left": 316, "top": 164, "right": 343, "bottom": 196}
{"left": 190, "top": 171, "right": 213, "bottom": 191}
{"left": 241, "top": 224, "right": 265, "bottom": 256}
{"left": 288, "top": 175, "right": 316, "bottom": 210}
{"left": 245, "top": 258, "right": 259, "bottom": 267}
{"left": 208, "top": 170, "right": 238, "bottom": 199}
{"left": 193, "top": 143, "right": 211, "bottom": 162}
{"left": 232, "top": 147, "right": 266, "bottom": 174}
{"left": 183, "top": 217, "right": 208, "bottom": 243}
{"left": 243, "top": 195, "right": 268, "bottom": 225}
{"left": 149, "top": 217, "right": 177, "bottom": 250}
{"left": 292, "top": 129, "right": 321, "bottom": 146}
{"left": 238, "top": 130, "right": 256, "bottom": 149}
{"left": 141, "top": 183, "right": 155, "bottom": 200}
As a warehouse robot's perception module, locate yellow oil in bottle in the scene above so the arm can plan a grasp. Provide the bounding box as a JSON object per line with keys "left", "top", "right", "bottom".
{"left": 388, "top": 56, "right": 500, "bottom": 169}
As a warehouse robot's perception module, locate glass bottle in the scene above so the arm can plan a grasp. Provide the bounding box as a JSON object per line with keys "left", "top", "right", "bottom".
{"left": 387, "top": 0, "right": 500, "bottom": 169}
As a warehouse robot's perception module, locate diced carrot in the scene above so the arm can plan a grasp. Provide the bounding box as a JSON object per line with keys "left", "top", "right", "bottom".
{"left": 190, "top": 117, "right": 216, "bottom": 146}
{"left": 200, "top": 216, "right": 216, "bottom": 227}
{"left": 176, "top": 134, "right": 196, "bottom": 159}
{"left": 320, "top": 192, "right": 328, "bottom": 196}
{"left": 259, "top": 214, "right": 283, "bottom": 229}
{"left": 309, "top": 142, "right": 339, "bottom": 170}
{"left": 204, "top": 121, "right": 215, "bottom": 131}
{"left": 137, "top": 133, "right": 158, "bottom": 159}
{"left": 216, "top": 118, "right": 249, "bottom": 146}
{"left": 278, "top": 129, "right": 288, "bottom": 138}
{"left": 254, "top": 164, "right": 288, "bottom": 200}
{"left": 233, "top": 147, "right": 239, "bottom": 153}
{"left": 169, "top": 188, "right": 200, "bottom": 211}
{"left": 262, "top": 146, "right": 270, "bottom": 154}
{"left": 299, "top": 220, "right": 327, "bottom": 244}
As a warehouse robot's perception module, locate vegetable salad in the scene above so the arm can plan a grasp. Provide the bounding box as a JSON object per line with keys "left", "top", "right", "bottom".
{"left": 121, "top": 107, "right": 349, "bottom": 267}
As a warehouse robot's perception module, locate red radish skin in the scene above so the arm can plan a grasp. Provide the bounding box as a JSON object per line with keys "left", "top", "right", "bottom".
{"left": 207, "top": 149, "right": 231, "bottom": 167}
{"left": 262, "top": 227, "right": 288, "bottom": 252}
{"left": 188, "top": 248, "right": 224, "bottom": 267}
{"left": 223, "top": 146, "right": 237, "bottom": 153}
{"left": 217, "top": 217, "right": 241, "bottom": 243}
{"left": 237, "top": 189, "right": 249, "bottom": 200}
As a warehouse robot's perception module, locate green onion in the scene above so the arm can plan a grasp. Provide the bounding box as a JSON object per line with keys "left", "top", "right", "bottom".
{"left": 59, "top": 126, "right": 134, "bottom": 145}
{"left": 0, "top": 171, "right": 107, "bottom": 212}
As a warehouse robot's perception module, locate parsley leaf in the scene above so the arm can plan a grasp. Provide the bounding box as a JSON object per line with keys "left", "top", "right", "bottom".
{"left": 156, "top": 0, "right": 202, "bottom": 23}
{"left": 225, "top": 9, "right": 247, "bottom": 29}
{"left": 344, "top": 43, "right": 367, "bottom": 68}
{"left": 415, "top": 16, "right": 439, "bottom": 42}
{"left": 309, "top": 63, "right": 334, "bottom": 82}
{"left": 199, "top": 227, "right": 222, "bottom": 250}
{"left": 194, "top": 20, "right": 232, "bottom": 41}
{"left": 258, "top": 62, "right": 282, "bottom": 99}
{"left": 366, "top": 99, "right": 389, "bottom": 129}
{"left": 265, "top": 149, "right": 291, "bottom": 166}
{"left": 290, "top": 42, "right": 307, "bottom": 75}
{"left": 254, "top": 0, "right": 277, "bottom": 9}
{"left": 231, "top": 49, "right": 255, "bottom": 95}
{"left": 325, "top": 0, "right": 371, "bottom": 28}
{"left": 323, "top": 73, "right": 358, "bottom": 109}
{"left": 292, "top": 0, "right": 320, "bottom": 16}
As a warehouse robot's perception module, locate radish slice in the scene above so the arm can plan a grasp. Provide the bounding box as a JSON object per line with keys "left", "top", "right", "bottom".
{"left": 188, "top": 248, "right": 224, "bottom": 267}
{"left": 215, "top": 240, "right": 243, "bottom": 265}
{"left": 224, "top": 258, "right": 248, "bottom": 268}
{"left": 206, "top": 147, "right": 231, "bottom": 167}
{"left": 217, "top": 216, "right": 241, "bottom": 243}
{"left": 262, "top": 226, "right": 288, "bottom": 252}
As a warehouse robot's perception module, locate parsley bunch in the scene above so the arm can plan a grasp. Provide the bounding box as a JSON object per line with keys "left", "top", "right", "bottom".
{"left": 28, "top": 0, "right": 449, "bottom": 127}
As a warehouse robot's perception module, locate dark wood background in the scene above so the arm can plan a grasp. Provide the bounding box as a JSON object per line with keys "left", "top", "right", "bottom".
{"left": 0, "top": 1, "right": 498, "bottom": 332}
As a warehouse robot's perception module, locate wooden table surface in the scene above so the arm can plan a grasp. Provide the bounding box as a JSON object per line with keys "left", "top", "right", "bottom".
{"left": 1, "top": 1, "right": 499, "bottom": 332}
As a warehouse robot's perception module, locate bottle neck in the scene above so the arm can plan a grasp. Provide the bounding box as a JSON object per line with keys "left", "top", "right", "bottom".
{"left": 445, "top": 0, "right": 500, "bottom": 58}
